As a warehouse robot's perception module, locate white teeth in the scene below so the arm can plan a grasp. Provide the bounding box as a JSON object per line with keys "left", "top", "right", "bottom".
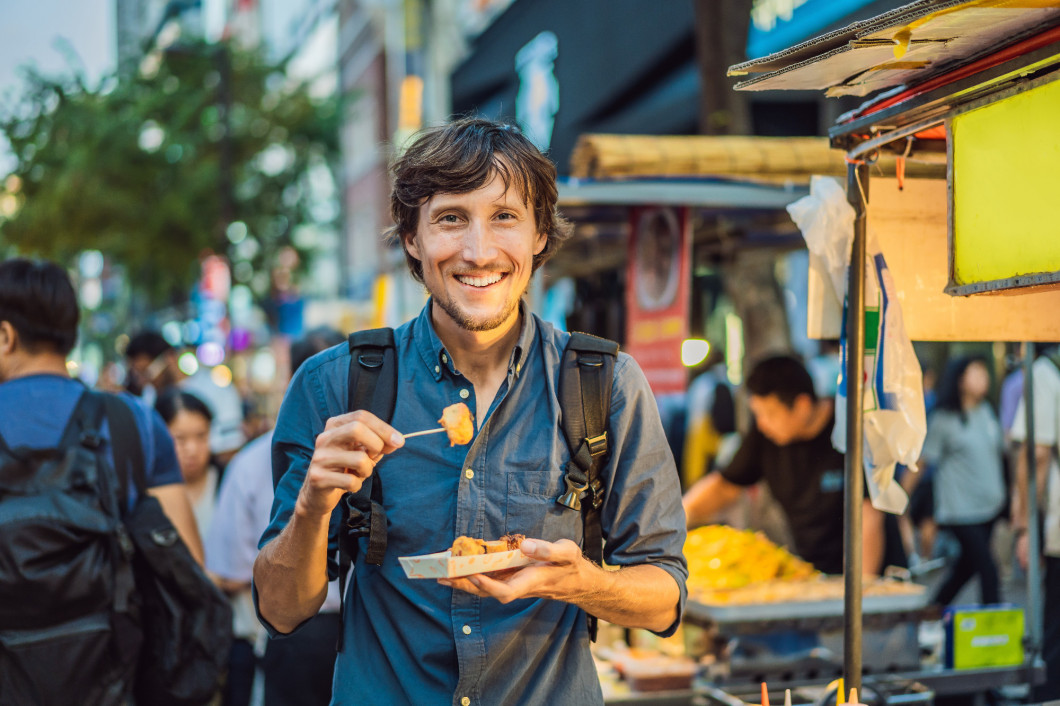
{"left": 456, "top": 273, "right": 504, "bottom": 287}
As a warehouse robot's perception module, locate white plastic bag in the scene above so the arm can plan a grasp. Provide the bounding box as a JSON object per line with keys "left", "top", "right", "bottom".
{"left": 787, "top": 176, "right": 927, "bottom": 514}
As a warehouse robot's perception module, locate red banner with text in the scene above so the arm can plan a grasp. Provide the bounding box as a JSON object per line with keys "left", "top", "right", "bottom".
{"left": 625, "top": 206, "right": 691, "bottom": 396}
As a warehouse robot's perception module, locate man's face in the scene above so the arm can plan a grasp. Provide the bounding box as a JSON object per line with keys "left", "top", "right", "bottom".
{"left": 405, "top": 173, "right": 547, "bottom": 333}
{"left": 749, "top": 393, "right": 814, "bottom": 446}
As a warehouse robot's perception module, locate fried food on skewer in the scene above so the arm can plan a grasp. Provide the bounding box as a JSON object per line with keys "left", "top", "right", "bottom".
{"left": 438, "top": 402, "right": 474, "bottom": 446}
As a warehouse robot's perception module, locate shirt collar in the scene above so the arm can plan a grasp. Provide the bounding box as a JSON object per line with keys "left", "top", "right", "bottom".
{"left": 412, "top": 298, "right": 536, "bottom": 381}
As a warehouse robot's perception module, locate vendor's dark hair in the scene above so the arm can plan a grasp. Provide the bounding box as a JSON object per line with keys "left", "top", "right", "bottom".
{"left": 155, "top": 389, "right": 213, "bottom": 426}
{"left": 746, "top": 354, "right": 816, "bottom": 407}
{"left": 935, "top": 355, "right": 991, "bottom": 423}
{"left": 0, "top": 258, "right": 79, "bottom": 355}
{"left": 384, "top": 117, "right": 572, "bottom": 283}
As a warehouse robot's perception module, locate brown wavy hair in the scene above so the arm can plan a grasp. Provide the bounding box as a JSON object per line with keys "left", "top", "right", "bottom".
{"left": 384, "top": 117, "right": 573, "bottom": 283}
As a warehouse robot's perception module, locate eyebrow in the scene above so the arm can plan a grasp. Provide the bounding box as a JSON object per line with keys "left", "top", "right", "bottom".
{"left": 425, "top": 195, "right": 527, "bottom": 215}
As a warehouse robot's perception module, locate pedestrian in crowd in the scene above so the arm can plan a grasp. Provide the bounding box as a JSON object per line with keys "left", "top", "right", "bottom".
{"left": 916, "top": 356, "right": 1005, "bottom": 607}
{"left": 205, "top": 327, "right": 346, "bottom": 706}
{"left": 901, "top": 362, "right": 940, "bottom": 565}
{"left": 156, "top": 389, "right": 223, "bottom": 538}
{"left": 681, "top": 347, "right": 737, "bottom": 490}
{"left": 683, "top": 354, "right": 905, "bottom": 576}
{"left": 1011, "top": 344, "right": 1060, "bottom": 701}
{"left": 125, "top": 330, "right": 246, "bottom": 466}
{"left": 155, "top": 387, "right": 255, "bottom": 705}
{"left": 253, "top": 117, "right": 688, "bottom": 705}
{"left": 0, "top": 257, "right": 202, "bottom": 702}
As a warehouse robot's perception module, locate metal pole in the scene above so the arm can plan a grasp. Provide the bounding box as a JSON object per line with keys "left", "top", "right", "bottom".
{"left": 1023, "top": 342, "right": 1042, "bottom": 653}
{"left": 844, "top": 160, "right": 869, "bottom": 694}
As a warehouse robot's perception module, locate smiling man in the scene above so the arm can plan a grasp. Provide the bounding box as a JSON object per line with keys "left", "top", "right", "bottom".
{"left": 253, "top": 118, "right": 688, "bottom": 706}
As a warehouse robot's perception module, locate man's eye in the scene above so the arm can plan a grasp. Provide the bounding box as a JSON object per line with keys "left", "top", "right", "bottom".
{"left": 440, "top": 214, "right": 460, "bottom": 223}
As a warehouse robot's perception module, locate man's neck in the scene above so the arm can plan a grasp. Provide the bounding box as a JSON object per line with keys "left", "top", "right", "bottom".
{"left": 430, "top": 302, "right": 522, "bottom": 387}
{"left": 0, "top": 353, "right": 69, "bottom": 383}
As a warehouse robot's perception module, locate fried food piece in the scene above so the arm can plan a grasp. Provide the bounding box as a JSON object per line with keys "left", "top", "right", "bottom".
{"left": 502, "top": 533, "right": 525, "bottom": 551}
{"left": 451, "top": 536, "right": 485, "bottom": 556}
{"left": 438, "top": 402, "right": 474, "bottom": 446}
{"left": 482, "top": 540, "right": 508, "bottom": 554}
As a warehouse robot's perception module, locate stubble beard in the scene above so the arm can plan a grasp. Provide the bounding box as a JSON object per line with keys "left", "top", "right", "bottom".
{"left": 432, "top": 273, "right": 525, "bottom": 332}
{"left": 434, "top": 290, "right": 522, "bottom": 332}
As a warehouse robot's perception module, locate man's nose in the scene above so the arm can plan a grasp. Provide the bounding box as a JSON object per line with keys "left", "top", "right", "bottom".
{"left": 461, "top": 217, "right": 498, "bottom": 264}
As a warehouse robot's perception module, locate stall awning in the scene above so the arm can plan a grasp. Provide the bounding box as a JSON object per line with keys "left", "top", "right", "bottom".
{"left": 729, "top": 0, "right": 1060, "bottom": 98}
{"left": 558, "top": 177, "right": 807, "bottom": 211}
{"left": 569, "top": 134, "right": 944, "bottom": 182}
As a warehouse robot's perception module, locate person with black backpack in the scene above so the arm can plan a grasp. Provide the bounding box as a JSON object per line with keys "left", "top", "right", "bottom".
{"left": 0, "top": 257, "right": 209, "bottom": 704}
{"left": 253, "top": 118, "right": 688, "bottom": 706}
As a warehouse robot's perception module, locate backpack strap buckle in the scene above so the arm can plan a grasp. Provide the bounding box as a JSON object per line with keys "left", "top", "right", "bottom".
{"left": 585, "top": 433, "right": 608, "bottom": 457}
{"left": 588, "top": 478, "right": 605, "bottom": 510}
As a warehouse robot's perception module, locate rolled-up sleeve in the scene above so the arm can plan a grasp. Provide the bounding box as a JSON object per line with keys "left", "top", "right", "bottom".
{"left": 601, "top": 353, "right": 688, "bottom": 636}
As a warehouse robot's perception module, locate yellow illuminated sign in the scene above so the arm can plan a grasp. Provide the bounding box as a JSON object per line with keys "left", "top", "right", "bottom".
{"left": 950, "top": 74, "right": 1060, "bottom": 292}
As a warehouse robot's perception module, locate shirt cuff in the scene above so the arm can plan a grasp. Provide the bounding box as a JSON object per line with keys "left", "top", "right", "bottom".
{"left": 647, "top": 562, "right": 688, "bottom": 638}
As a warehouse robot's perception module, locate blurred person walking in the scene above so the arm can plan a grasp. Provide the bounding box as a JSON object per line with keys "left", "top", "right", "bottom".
{"left": 155, "top": 388, "right": 254, "bottom": 705}
{"left": 1011, "top": 344, "right": 1060, "bottom": 701}
{"left": 0, "top": 258, "right": 202, "bottom": 704}
{"left": 205, "top": 327, "right": 347, "bottom": 706}
{"left": 156, "top": 390, "right": 222, "bottom": 539}
{"left": 125, "top": 331, "right": 246, "bottom": 466}
{"left": 918, "top": 356, "right": 1005, "bottom": 607}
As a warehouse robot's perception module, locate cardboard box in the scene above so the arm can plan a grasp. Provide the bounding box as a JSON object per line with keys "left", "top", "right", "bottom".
{"left": 398, "top": 549, "right": 532, "bottom": 579}
{"left": 943, "top": 604, "right": 1024, "bottom": 670}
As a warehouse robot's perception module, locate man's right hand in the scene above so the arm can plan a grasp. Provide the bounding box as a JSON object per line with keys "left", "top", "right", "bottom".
{"left": 295, "top": 410, "right": 404, "bottom": 519}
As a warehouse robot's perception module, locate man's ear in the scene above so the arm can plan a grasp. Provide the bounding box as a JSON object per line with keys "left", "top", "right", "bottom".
{"left": 404, "top": 230, "right": 422, "bottom": 261}
{"left": 0, "top": 321, "right": 17, "bottom": 354}
{"left": 534, "top": 231, "right": 548, "bottom": 256}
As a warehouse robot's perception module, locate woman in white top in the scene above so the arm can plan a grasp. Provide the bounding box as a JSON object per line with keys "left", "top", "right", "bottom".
{"left": 920, "top": 355, "right": 1006, "bottom": 606}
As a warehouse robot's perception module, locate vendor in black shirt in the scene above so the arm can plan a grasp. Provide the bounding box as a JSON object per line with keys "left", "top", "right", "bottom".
{"left": 683, "top": 354, "right": 892, "bottom": 576}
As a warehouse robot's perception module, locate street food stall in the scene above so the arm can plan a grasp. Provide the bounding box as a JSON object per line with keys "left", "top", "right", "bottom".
{"left": 566, "top": 1, "right": 1060, "bottom": 703}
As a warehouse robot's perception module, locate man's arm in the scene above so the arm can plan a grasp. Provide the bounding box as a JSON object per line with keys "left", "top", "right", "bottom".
{"left": 442, "top": 539, "right": 679, "bottom": 633}
{"left": 682, "top": 472, "right": 744, "bottom": 530}
{"left": 150, "top": 483, "right": 205, "bottom": 566}
{"left": 861, "top": 498, "right": 884, "bottom": 577}
{"left": 253, "top": 411, "right": 403, "bottom": 634}
{"left": 1012, "top": 442, "right": 1052, "bottom": 569}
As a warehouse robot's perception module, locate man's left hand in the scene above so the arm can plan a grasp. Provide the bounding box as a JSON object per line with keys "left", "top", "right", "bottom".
{"left": 438, "top": 538, "right": 598, "bottom": 604}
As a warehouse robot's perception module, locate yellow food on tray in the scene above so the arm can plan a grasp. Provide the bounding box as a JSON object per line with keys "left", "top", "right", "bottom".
{"left": 684, "top": 525, "right": 818, "bottom": 598}
{"left": 694, "top": 575, "right": 925, "bottom": 606}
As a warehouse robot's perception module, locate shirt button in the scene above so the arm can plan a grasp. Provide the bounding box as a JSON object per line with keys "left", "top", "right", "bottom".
{"left": 465, "top": 468, "right": 474, "bottom": 480}
{"left": 461, "top": 698, "right": 470, "bottom": 706}
{"left": 434, "top": 365, "right": 440, "bottom": 374}
{"left": 459, "top": 389, "right": 470, "bottom": 399}
{"left": 462, "top": 625, "right": 471, "bottom": 635}
{"left": 442, "top": 353, "right": 448, "bottom": 363}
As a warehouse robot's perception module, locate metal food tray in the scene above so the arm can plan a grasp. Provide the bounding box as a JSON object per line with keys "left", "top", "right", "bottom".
{"left": 687, "top": 588, "right": 929, "bottom": 624}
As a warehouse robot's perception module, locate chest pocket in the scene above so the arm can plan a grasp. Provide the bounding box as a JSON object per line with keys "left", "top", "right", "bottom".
{"left": 505, "top": 468, "right": 584, "bottom": 544}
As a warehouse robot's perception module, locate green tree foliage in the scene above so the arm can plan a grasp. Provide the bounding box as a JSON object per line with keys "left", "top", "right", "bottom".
{"left": 0, "top": 40, "right": 340, "bottom": 302}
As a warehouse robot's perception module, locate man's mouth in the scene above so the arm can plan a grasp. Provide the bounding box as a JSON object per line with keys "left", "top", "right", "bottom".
{"left": 454, "top": 272, "right": 507, "bottom": 288}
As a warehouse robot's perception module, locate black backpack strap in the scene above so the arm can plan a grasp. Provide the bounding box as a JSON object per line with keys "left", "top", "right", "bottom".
{"left": 336, "top": 328, "right": 397, "bottom": 651}
{"left": 100, "top": 394, "right": 148, "bottom": 509}
{"left": 556, "top": 331, "right": 618, "bottom": 642}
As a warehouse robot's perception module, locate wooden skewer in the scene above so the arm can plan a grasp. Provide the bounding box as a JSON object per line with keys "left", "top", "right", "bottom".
{"left": 403, "top": 427, "right": 447, "bottom": 439}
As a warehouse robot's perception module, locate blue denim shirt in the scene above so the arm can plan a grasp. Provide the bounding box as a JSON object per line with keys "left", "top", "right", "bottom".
{"left": 257, "top": 302, "right": 687, "bottom": 706}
